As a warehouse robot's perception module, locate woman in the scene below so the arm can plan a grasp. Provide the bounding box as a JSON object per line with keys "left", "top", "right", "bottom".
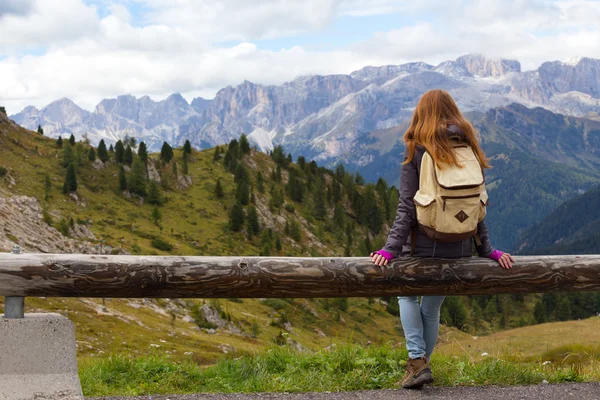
{"left": 370, "top": 89, "right": 514, "bottom": 389}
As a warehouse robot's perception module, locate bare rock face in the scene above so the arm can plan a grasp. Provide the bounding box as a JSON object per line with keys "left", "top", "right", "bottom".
{"left": 92, "top": 159, "right": 105, "bottom": 170}
{"left": 147, "top": 162, "right": 161, "bottom": 183}
{"left": 199, "top": 304, "right": 242, "bottom": 335}
{"left": 176, "top": 172, "right": 192, "bottom": 190}
{"left": 456, "top": 54, "right": 521, "bottom": 77}
{"left": 539, "top": 57, "right": 600, "bottom": 98}
{"left": 0, "top": 194, "right": 96, "bottom": 253}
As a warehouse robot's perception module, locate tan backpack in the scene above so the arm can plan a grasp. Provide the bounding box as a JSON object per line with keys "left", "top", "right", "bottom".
{"left": 413, "top": 142, "right": 488, "bottom": 243}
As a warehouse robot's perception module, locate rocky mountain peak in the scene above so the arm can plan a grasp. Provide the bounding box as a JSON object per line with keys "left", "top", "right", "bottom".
{"left": 191, "top": 97, "right": 211, "bottom": 112}
{"left": 539, "top": 57, "right": 600, "bottom": 98}
{"left": 42, "top": 98, "right": 87, "bottom": 121}
{"left": 165, "top": 93, "right": 188, "bottom": 106}
{"left": 455, "top": 53, "right": 521, "bottom": 77}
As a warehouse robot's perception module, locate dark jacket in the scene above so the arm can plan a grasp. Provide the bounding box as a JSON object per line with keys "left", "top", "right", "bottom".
{"left": 381, "top": 126, "right": 494, "bottom": 259}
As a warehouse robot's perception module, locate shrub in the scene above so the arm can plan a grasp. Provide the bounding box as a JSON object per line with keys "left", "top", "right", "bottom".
{"left": 261, "top": 298, "right": 288, "bottom": 311}
{"left": 151, "top": 238, "right": 173, "bottom": 251}
{"left": 0, "top": 166, "right": 7, "bottom": 177}
{"left": 57, "top": 218, "right": 70, "bottom": 237}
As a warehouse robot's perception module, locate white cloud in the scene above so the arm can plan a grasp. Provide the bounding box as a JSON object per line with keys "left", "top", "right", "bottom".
{"left": 0, "top": 0, "right": 99, "bottom": 53}
{"left": 1, "top": 0, "right": 600, "bottom": 114}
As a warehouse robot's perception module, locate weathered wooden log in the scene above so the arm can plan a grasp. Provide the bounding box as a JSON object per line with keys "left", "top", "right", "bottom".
{"left": 0, "top": 254, "right": 599, "bottom": 298}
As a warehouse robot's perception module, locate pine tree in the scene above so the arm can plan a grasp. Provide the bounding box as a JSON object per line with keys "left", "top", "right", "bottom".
{"left": 271, "top": 145, "right": 285, "bottom": 166}
{"left": 471, "top": 301, "right": 483, "bottom": 332}
{"left": 118, "top": 166, "right": 127, "bottom": 191}
{"left": 137, "top": 141, "right": 148, "bottom": 163}
{"left": 109, "top": 144, "right": 114, "bottom": 153}
{"left": 88, "top": 146, "right": 96, "bottom": 162}
{"left": 151, "top": 206, "right": 161, "bottom": 226}
{"left": 246, "top": 206, "right": 260, "bottom": 237}
{"left": 556, "top": 297, "right": 572, "bottom": 321}
{"left": 239, "top": 134, "right": 250, "bottom": 154}
{"left": 363, "top": 186, "right": 383, "bottom": 234}
{"left": 297, "top": 156, "right": 306, "bottom": 171}
{"left": 333, "top": 203, "right": 346, "bottom": 228}
{"left": 147, "top": 181, "right": 163, "bottom": 205}
{"left": 128, "top": 158, "right": 147, "bottom": 197}
{"left": 37, "top": 125, "right": 44, "bottom": 135}
{"left": 335, "top": 164, "right": 345, "bottom": 182}
{"left": 484, "top": 299, "right": 498, "bottom": 321}
{"left": 57, "top": 136, "right": 63, "bottom": 148}
{"left": 354, "top": 171, "right": 365, "bottom": 185}
{"left": 229, "top": 202, "right": 245, "bottom": 232}
{"left": 228, "top": 139, "right": 240, "bottom": 159}
{"left": 533, "top": 300, "right": 547, "bottom": 323}
{"left": 182, "top": 154, "right": 189, "bottom": 175}
{"left": 63, "top": 163, "right": 78, "bottom": 193}
{"left": 62, "top": 144, "right": 74, "bottom": 167}
{"left": 0, "top": 106, "right": 6, "bottom": 116}
{"left": 269, "top": 185, "right": 284, "bottom": 211}
{"left": 44, "top": 175, "right": 52, "bottom": 201}
{"left": 288, "top": 219, "right": 302, "bottom": 242}
{"left": 160, "top": 142, "right": 173, "bottom": 163}
{"left": 388, "top": 188, "right": 399, "bottom": 221}
{"left": 234, "top": 164, "right": 249, "bottom": 184}
{"left": 236, "top": 180, "right": 250, "bottom": 205}
{"left": 441, "top": 297, "right": 469, "bottom": 329}
{"left": 215, "top": 179, "right": 224, "bottom": 198}
{"left": 124, "top": 146, "right": 133, "bottom": 166}
{"left": 183, "top": 140, "right": 192, "bottom": 157}
{"left": 213, "top": 146, "right": 221, "bottom": 162}
{"left": 69, "top": 134, "right": 76, "bottom": 146}
{"left": 256, "top": 172, "right": 264, "bottom": 193}
{"left": 275, "top": 236, "right": 282, "bottom": 251}
{"left": 115, "top": 140, "right": 125, "bottom": 163}
{"left": 286, "top": 169, "right": 303, "bottom": 202}
{"left": 312, "top": 178, "right": 326, "bottom": 220}
{"left": 97, "top": 139, "right": 109, "bottom": 162}
{"left": 223, "top": 149, "right": 233, "bottom": 170}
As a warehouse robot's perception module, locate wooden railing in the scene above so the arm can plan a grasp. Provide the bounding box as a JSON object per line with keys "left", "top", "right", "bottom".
{"left": 1, "top": 253, "right": 599, "bottom": 302}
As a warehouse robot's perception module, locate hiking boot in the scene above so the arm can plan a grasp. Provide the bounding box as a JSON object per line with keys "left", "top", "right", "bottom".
{"left": 401, "top": 357, "right": 434, "bottom": 389}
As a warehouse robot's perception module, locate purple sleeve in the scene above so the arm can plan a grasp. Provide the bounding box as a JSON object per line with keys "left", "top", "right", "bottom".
{"left": 373, "top": 249, "right": 395, "bottom": 261}
{"left": 488, "top": 249, "right": 504, "bottom": 261}
{"left": 381, "top": 149, "right": 419, "bottom": 257}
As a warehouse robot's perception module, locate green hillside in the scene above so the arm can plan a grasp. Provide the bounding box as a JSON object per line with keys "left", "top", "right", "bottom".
{"left": 518, "top": 184, "right": 600, "bottom": 255}
{"left": 1, "top": 112, "right": 599, "bottom": 368}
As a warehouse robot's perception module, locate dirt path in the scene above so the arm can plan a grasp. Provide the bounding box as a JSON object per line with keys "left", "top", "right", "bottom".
{"left": 91, "top": 382, "right": 600, "bottom": 400}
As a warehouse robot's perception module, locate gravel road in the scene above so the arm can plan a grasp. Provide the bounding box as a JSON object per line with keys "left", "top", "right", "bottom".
{"left": 90, "top": 382, "right": 600, "bottom": 400}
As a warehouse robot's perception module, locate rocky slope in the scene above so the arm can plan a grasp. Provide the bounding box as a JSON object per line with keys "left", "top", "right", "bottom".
{"left": 10, "top": 55, "right": 600, "bottom": 163}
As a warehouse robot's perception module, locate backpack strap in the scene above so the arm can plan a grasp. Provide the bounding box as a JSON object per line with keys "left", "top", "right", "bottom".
{"left": 474, "top": 231, "right": 482, "bottom": 247}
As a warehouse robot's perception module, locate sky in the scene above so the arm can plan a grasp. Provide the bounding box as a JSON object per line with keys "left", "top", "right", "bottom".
{"left": 1, "top": 0, "right": 600, "bottom": 112}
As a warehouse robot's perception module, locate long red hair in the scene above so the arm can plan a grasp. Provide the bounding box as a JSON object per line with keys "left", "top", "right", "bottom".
{"left": 403, "top": 89, "right": 490, "bottom": 169}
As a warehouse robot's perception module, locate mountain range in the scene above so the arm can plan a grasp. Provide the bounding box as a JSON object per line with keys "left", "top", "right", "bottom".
{"left": 10, "top": 54, "right": 600, "bottom": 161}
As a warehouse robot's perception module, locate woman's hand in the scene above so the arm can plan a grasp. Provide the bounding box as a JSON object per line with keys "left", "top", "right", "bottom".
{"left": 497, "top": 253, "right": 515, "bottom": 270}
{"left": 370, "top": 252, "right": 389, "bottom": 267}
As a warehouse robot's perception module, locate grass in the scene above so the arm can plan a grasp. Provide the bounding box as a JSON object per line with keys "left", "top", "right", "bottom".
{"left": 437, "top": 317, "right": 600, "bottom": 361}
{"left": 79, "top": 344, "right": 600, "bottom": 396}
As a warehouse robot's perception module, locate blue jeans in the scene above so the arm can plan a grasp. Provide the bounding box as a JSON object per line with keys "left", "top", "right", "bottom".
{"left": 398, "top": 296, "right": 445, "bottom": 360}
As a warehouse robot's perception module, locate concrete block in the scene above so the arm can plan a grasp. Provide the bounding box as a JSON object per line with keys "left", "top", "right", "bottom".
{"left": 0, "top": 313, "right": 83, "bottom": 400}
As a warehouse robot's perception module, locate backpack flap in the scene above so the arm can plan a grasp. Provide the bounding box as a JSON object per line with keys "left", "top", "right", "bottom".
{"left": 414, "top": 192, "right": 435, "bottom": 207}
{"left": 413, "top": 191, "right": 436, "bottom": 229}
{"left": 434, "top": 147, "right": 484, "bottom": 189}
